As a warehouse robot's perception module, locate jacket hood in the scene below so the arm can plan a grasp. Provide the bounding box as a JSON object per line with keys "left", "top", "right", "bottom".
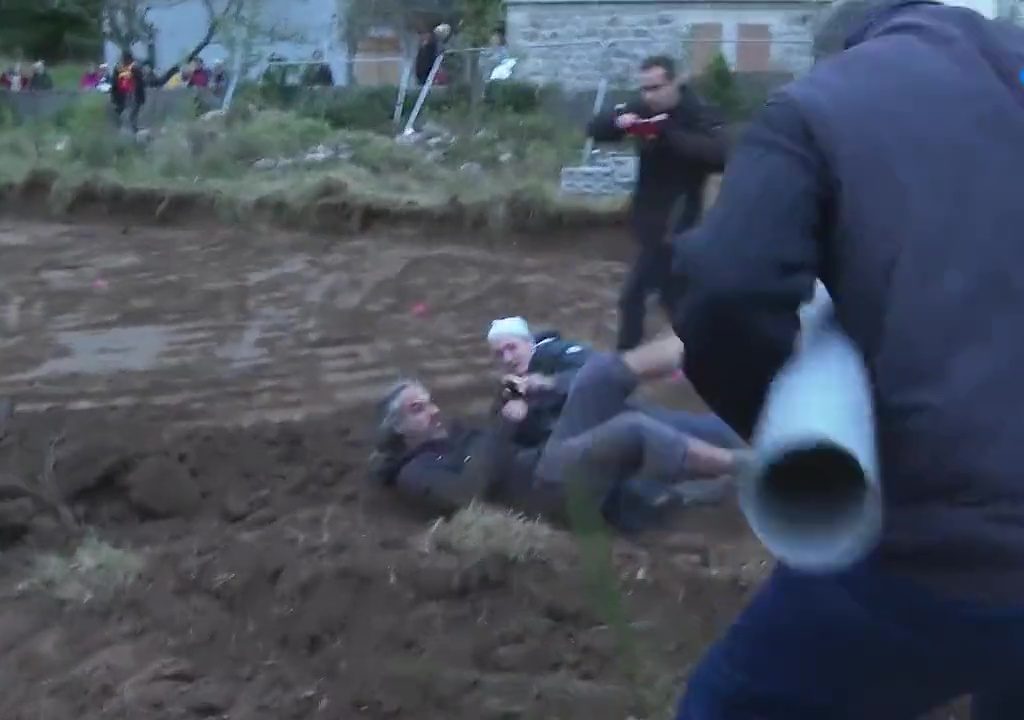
{"left": 813, "top": 0, "right": 939, "bottom": 59}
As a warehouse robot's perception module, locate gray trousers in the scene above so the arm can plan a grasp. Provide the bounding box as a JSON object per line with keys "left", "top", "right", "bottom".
{"left": 530, "top": 353, "right": 741, "bottom": 515}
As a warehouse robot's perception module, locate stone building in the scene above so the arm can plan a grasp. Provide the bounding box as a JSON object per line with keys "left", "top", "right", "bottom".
{"left": 505, "top": 0, "right": 830, "bottom": 89}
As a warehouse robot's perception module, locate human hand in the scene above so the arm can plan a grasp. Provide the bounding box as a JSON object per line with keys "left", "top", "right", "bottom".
{"left": 502, "top": 375, "right": 528, "bottom": 396}
{"left": 501, "top": 399, "right": 528, "bottom": 422}
{"left": 615, "top": 112, "right": 641, "bottom": 130}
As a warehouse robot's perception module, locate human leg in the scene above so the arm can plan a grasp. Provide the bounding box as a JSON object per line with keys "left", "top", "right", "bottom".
{"left": 617, "top": 244, "right": 663, "bottom": 351}
{"left": 640, "top": 405, "right": 744, "bottom": 449}
{"left": 677, "top": 564, "right": 1024, "bottom": 720}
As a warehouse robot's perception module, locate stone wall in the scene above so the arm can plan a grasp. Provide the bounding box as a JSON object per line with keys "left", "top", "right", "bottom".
{"left": 506, "top": 0, "right": 827, "bottom": 90}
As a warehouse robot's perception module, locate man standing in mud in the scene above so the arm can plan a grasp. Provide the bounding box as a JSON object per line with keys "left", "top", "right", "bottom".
{"left": 110, "top": 50, "right": 146, "bottom": 133}
{"left": 670, "top": 0, "right": 1024, "bottom": 717}
{"left": 588, "top": 56, "right": 726, "bottom": 350}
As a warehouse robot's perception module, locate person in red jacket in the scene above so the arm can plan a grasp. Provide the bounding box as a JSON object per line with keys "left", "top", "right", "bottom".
{"left": 110, "top": 50, "right": 146, "bottom": 132}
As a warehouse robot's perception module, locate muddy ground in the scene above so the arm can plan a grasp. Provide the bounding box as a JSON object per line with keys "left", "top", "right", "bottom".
{"left": 0, "top": 215, "right": 962, "bottom": 720}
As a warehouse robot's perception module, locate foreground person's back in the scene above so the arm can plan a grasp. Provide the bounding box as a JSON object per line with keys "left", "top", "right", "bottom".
{"left": 671, "top": 1, "right": 1024, "bottom": 716}
{"left": 788, "top": 2, "right": 1024, "bottom": 600}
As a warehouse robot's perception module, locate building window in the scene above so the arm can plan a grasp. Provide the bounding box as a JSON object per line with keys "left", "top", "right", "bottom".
{"left": 687, "top": 23, "right": 723, "bottom": 74}
{"left": 737, "top": 23, "right": 772, "bottom": 72}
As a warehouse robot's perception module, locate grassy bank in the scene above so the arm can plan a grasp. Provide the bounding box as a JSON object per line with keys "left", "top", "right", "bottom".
{"left": 0, "top": 88, "right": 627, "bottom": 230}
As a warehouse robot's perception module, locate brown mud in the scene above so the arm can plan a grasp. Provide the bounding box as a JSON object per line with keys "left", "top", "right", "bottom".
{"left": 0, "top": 202, "right": 963, "bottom": 719}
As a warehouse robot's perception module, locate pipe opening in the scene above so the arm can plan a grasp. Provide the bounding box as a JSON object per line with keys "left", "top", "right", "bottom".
{"left": 756, "top": 442, "right": 868, "bottom": 542}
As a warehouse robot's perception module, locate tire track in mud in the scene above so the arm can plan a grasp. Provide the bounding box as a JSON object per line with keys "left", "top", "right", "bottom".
{"left": 0, "top": 221, "right": 623, "bottom": 425}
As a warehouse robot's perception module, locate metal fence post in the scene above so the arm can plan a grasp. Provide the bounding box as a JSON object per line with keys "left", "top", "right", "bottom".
{"left": 392, "top": 61, "right": 412, "bottom": 129}
{"left": 402, "top": 51, "right": 444, "bottom": 136}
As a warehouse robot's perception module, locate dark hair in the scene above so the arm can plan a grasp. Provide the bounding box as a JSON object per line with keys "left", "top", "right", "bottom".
{"left": 368, "top": 379, "right": 419, "bottom": 485}
{"left": 640, "top": 55, "right": 676, "bottom": 79}
{"left": 121, "top": 49, "right": 134, "bottom": 63}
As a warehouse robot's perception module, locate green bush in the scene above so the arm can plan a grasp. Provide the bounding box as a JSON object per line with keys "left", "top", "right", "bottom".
{"left": 59, "top": 93, "right": 141, "bottom": 168}
{"left": 695, "top": 53, "right": 744, "bottom": 122}
{"left": 483, "top": 80, "right": 540, "bottom": 114}
{"left": 199, "top": 110, "right": 333, "bottom": 176}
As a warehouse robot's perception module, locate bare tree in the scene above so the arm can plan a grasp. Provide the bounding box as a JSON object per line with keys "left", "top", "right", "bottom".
{"left": 99, "top": 0, "right": 260, "bottom": 63}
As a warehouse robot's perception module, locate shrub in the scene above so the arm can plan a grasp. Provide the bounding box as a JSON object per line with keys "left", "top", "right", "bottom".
{"left": 58, "top": 93, "right": 141, "bottom": 168}
{"left": 484, "top": 80, "right": 541, "bottom": 114}
{"left": 695, "top": 52, "right": 745, "bottom": 123}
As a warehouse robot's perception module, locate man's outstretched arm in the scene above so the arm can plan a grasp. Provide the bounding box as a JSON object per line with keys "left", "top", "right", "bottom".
{"left": 672, "top": 96, "right": 827, "bottom": 439}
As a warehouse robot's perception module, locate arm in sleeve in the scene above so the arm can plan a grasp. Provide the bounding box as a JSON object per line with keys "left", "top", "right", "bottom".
{"left": 659, "top": 122, "right": 728, "bottom": 170}
{"left": 672, "top": 96, "right": 827, "bottom": 439}
{"left": 548, "top": 345, "right": 592, "bottom": 395}
{"left": 659, "top": 99, "right": 728, "bottom": 170}
{"left": 134, "top": 66, "right": 147, "bottom": 104}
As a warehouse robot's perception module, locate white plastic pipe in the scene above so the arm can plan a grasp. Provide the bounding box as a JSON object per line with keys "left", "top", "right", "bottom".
{"left": 738, "top": 281, "right": 883, "bottom": 572}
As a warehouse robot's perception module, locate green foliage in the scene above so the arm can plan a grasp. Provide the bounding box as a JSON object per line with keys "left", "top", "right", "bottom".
{"left": 456, "top": 0, "right": 502, "bottom": 44}
{"left": 483, "top": 81, "right": 541, "bottom": 114}
{"left": 58, "top": 93, "right": 141, "bottom": 168}
{"left": 0, "top": 0, "right": 102, "bottom": 60}
{"left": 695, "top": 53, "right": 744, "bottom": 122}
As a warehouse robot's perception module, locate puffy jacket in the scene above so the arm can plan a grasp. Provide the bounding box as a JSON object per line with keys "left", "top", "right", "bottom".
{"left": 498, "top": 331, "right": 591, "bottom": 449}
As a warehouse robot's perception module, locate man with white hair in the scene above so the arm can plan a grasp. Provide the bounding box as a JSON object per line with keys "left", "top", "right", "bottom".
{"left": 486, "top": 316, "right": 591, "bottom": 449}
{"left": 486, "top": 317, "right": 743, "bottom": 526}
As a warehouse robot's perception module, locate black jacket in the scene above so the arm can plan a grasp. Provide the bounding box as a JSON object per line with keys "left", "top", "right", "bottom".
{"left": 110, "top": 62, "right": 146, "bottom": 107}
{"left": 378, "top": 421, "right": 538, "bottom": 515}
{"left": 415, "top": 39, "right": 440, "bottom": 84}
{"left": 495, "top": 332, "right": 592, "bottom": 449}
{"left": 588, "top": 85, "right": 727, "bottom": 245}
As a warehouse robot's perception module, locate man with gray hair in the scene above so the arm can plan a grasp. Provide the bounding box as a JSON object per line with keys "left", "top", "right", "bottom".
{"left": 670, "top": 0, "right": 1024, "bottom": 716}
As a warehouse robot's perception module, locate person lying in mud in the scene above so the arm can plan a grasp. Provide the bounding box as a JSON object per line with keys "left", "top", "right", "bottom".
{"left": 485, "top": 316, "right": 593, "bottom": 449}
{"left": 370, "top": 335, "right": 747, "bottom": 529}
{"left": 485, "top": 316, "right": 742, "bottom": 523}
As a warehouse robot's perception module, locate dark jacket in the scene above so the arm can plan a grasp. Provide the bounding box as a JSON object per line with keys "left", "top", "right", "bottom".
{"left": 415, "top": 39, "right": 440, "bottom": 84}
{"left": 588, "top": 85, "right": 727, "bottom": 245}
{"left": 376, "top": 421, "right": 539, "bottom": 515}
{"left": 110, "top": 61, "right": 146, "bottom": 107}
{"left": 674, "top": 0, "right": 1024, "bottom": 601}
{"left": 495, "top": 332, "right": 592, "bottom": 449}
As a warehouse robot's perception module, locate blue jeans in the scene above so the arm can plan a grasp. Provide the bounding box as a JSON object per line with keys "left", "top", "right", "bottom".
{"left": 677, "top": 564, "right": 1024, "bottom": 720}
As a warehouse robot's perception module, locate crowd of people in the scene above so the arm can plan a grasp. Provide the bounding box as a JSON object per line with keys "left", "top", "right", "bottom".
{"left": 374, "top": 0, "right": 1024, "bottom": 717}
{"left": 0, "top": 60, "right": 53, "bottom": 91}
{"left": 76, "top": 55, "right": 229, "bottom": 94}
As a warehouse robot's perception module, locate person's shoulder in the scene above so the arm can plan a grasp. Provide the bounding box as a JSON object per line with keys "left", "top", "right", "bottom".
{"left": 534, "top": 334, "right": 588, "bottom": 361}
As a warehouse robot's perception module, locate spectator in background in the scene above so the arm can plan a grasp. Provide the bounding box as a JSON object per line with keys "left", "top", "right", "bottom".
{"left": 28, "top": 61, "right": 53, "bottom": 90}
{"left": 415, "top": 24, "right": 451, "bottom": 86}
{"left": 302, "top": 50, "right": 333, "bottom": 86}
{"left": 140, "top": 62, "right": 160, "bottom": 87}
{"left": 110, "top": 50, "right": 146, "bottom": 132}
{"left": 188, "top": 57, "right": 210, "bottom": 88}
{"left": 211, "top": 59, "right": 228, "bottom": 92}
{"left": 79, "top": 64, "right": 103, "bottom": 90}
{"left": 6, "top": 63, "right": 25, "bottom": 92}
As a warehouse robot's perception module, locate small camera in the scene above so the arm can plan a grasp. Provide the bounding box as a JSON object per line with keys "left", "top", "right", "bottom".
{"left": 502, "top": 380, "right": 524, "bottom": 401}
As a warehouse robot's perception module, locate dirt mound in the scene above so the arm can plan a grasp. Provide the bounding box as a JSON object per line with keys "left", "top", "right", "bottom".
{"left": 0, "top": 170, "right": 629, "bottom": 245}
{"left": 0, "top": 405, "right": 762, "bottom": 720}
